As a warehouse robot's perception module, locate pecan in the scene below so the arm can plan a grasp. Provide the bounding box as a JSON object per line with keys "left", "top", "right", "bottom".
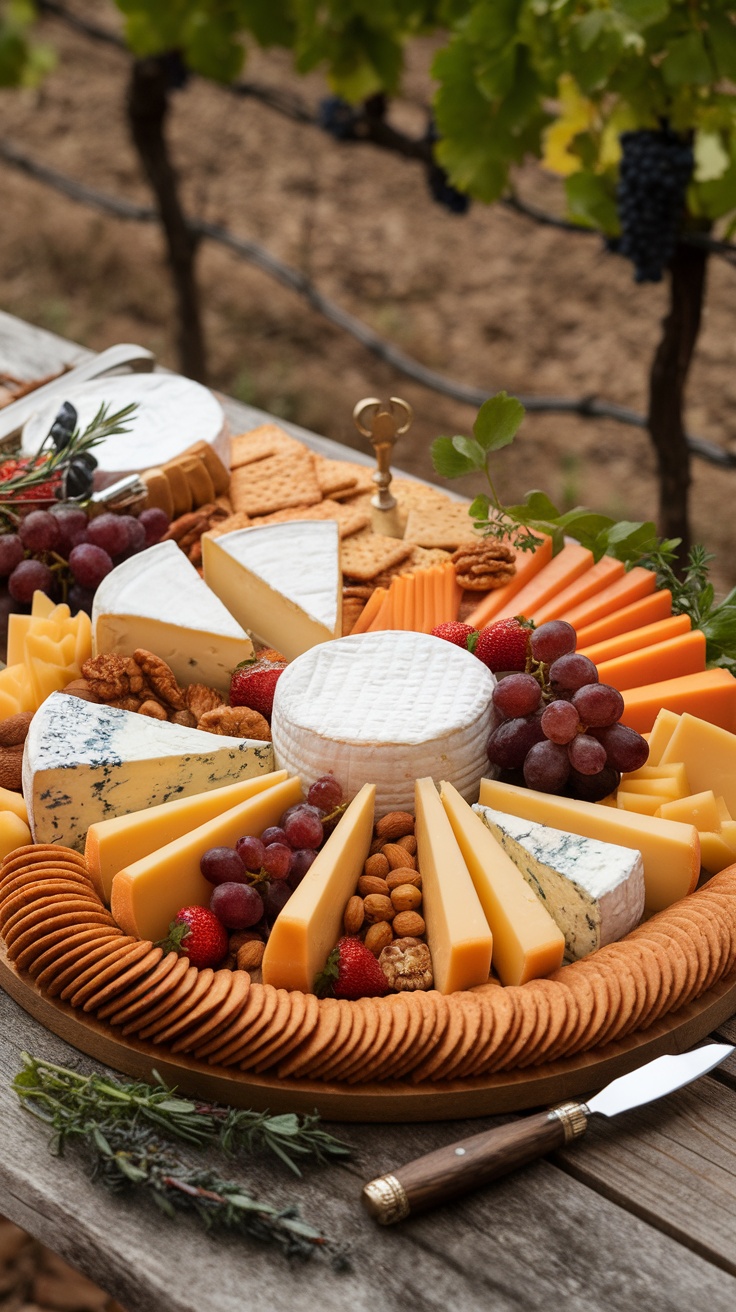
{"left": 343, "top": 895, "right": 365, "bottom": 935}
{"left": 61, "top": 679, "right": 101, "bottom": 704}
{"left": 379, "top": 938, "right": 433, "bottom": 991}
{"left": 451, "top": 540, "right": 516, "bottom": 592}
{"left": 390, "top": 883, "right": 423, "bottom": 913}
{"left": 186, "top": 683, "right": 224, "bottom": 721}
{"left": 0, "top": 712, "right": 33, "bottom": 748}
{"left": 0, "top": 744, "right": 23, "bottom": 792}
{"left": 169, "top": 709, "right": 198, "bottom": 728}
{"left": 375, "top": 811, "right": 415, "bottom": 842}
{"left": 162, "top": 510, "right": 209, "bottom": 545}
{"left": 107, "top": 696, "right": 144, "bottom": 712}
{"left": 197, "top": 706, "right": 271, "bottom": 741}
{"left": 139, "top": 699, "right": 168, "bottom": 720}
{"left": 81, "top": 654, "right": 145, "bottom": 701}
{"left": 133, "top": 650, "right": 186, "bottom": 710}
{"left": 392, "top": 910, "right": 426, "bottom": 938}
{"left": 364, "top": 922, "right": 393, "bottom": 956}
{"left": 188, "top": 540, "right": 203, "bottom": 568}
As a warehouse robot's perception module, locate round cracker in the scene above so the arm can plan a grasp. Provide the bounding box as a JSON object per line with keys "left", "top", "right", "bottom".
{"left": 461, "top": 985, "right": 518, "bottom": 1077}
{"left": 3, "top": 893, "right": 107, "bottom": 942}
{"left": 24, "top": 925, "right": 119, "bottom": 976}
{"left": 93, "top": 949, "right": 181, "bottom": 1018}
{"left": 277, "top": 996, "right": 342, "bottom": 1078}
{"left": 431, "top": 995, "right": 485, "bottom": 1083}
{"left": 641, "top": 925, "right": 695, "bottom": 1017}
{"left": 346, "top": 999, "right": 396, "bottom": 1085}
{"left": 0, "top": 867, "right": 94, "bottom": 902}
{"left": 151, "top": 968, "right": 235, "bottom": 1047}
{"left": 191, "top": 980, "right": 266, "bottom": 1061}
{"left": 1, "top": 848, "right": 88, "bottom": 879}
{"left": 448, "top": 988, "right": 497, "bottom": 1080}
{"left": 226, "top": 986, "right": 293, "bottom": 1069}
{"left": 515, "top": 979, "right": 568, "bottom": 1069}
{"left": 631, "top": 935, "right": 675, "bottom": 1029}
{"left": 250, "top": 990, "right": 318, "bottom": 1075}
{"left": 554, "top": 963, "right": 609, "bottom": 1054}
{"left": 370, "top": 993, "right": 425, "bottom": 1081}
{"left": 120, "top": 964, "right": 200, "bottom": 1036}
{"left": 668, "top": 905, "right": 726, "bottom": 1000}
{"left": 136, "top": 968, "right": 216, "bottom": 1041}
{"left": 205, "top": 984, "right": 281, "bottom": 1066}
{"left": 28, "top": 930, "right": 122, "bottom": 987}
{"left": 571, "top": 959, "right": 622, "bottom": 1052}
{"left": 307, "top": 997, "right": 367, "bottom": 1083}
{"left": 349, "top": 997, "right": 410, "bottom": 1085}
{"left": 320, "top": 998, "right": 379, "bottom": 1083}
{"left": 169, "top": 970, "right": 251, "bottom": 1052}
{"left": 82, "top": 946, "right": 165, "bottom": 1014}
{"left": 9, "top": 914, "right": 120, "bottom": 966}
{"left": 493, "top": 987, "right": 540, "bottom": 1072}
{"left": 536, "top": 978, "right": 582, "bottom": 1065}
{"left": 41, "top": 937, "right": 134, "bottom": 996}
{"left": 696, "top": 889, "right": 736, "bottom": 975}
{"left": 1, "top": 886, "right": 104, "bottom": 930}
{"left": 68, "top": 940, "right": 154, "bottom": 1007}
{"left": 407, "top": 993, "right": 457, "bottom": 1084}
{"left": 107, "top": 953, "right": 191, "bottom": 1027}
{"left": 297, "top": 998, "right": 356, "bottom": 1080}
{"left": 596, "top": 948, "right": 649, "bottom": 1044}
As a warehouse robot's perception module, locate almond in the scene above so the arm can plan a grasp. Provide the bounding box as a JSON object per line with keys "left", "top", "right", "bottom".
{"left": 358, "top": 875, "right": 390, "bottom": 898}
{"left": 237, "top": 941, "right": 265, "bottom": 970}
{"left": 343, "top": 895, "right": 365, "bottom": 935}
{"left": 390, "top": 883, "right": 423, "bottom": 913}
{"left": 364, "top": 921, "right": 394, "bottom": 956}
{"left": 382, "top": 843, "right": 416, "bottom": 872}
{"left": 396, "top": 834, "right": 418, "bottom": 856}
{"left": 363, "top": 893, "right": 395, "bottom": 924}
{"left": 392, "top": 910, "right": 425, "bottom": 938}
{"left": 386, "top": 868, "right": 422, "bottom": 891}
{"left": 375, "top": 811, "right": 415, "bottom": 842}
{"left": 363, "top": 853, "right": 389, "bottom": 880}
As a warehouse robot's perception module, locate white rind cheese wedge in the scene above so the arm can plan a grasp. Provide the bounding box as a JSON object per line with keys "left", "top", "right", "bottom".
{"left": 92, "top": 541, "right": 253, "bottom": 693}
{"left": 262, "top": 782, "right": 376, "bottom": 993}
{"left": 203, "top": 521, "right": 342, "bottom": 661}
{"left": 473, "top": 805, "right": 645, "bottom": 961}
{"left": 23, "top": 691, "right": 274, "bottom": 851}
{"left": 270, "top": 632, "right": 495, "bottom": 817}
{"left": 415, "top": 777, "right": 493, "bottom": 993}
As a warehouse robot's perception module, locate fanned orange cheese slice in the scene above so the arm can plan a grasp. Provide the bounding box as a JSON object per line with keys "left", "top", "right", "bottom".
{"left": 351, "top": 586, "right": 388, "bottom": 635}
{"left": 579, "top": 613, "right": 691, "bottom": 664}
{"left": 533, "top": 555, "right": 625, "bottom": 624}
{"left": 464, "top": 536, "right": 553, "bottom": 629}
{"left": 621, "top": 669, "right": 736, "bottom": 735}
{"left": 560, "top": 567, "right": 657, "bottom": 631}
{"left": 492, "top": 542, "right": 593, "bottom": 622}
{"left": 595, "top": 629, "right": 705, "bottom": 692}
{"left": 574, "top": 589, "right": 672, "bottom": 647}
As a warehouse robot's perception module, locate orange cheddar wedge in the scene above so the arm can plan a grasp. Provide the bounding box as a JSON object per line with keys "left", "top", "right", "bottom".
{"left": 533, "top": 555, "right": 625, "bottom": 625}
{"left": 574, "top": 589, "right": 672, "bottom": 647}
{"left": 443, "top": 560, "right": 462, "bottom": 624}
{"left": 366, "top": 588, "right": 394, "bottom": 632}
{"left": 413, "top": 569, "right": 427, "bottom": 632}
{"left": 492, "top": 542, "right": 594, "bottom": 622}
{"left": 464, "top": 536, "right": 553, "bottom": 629}
{"left": 560, "top": 567, "right": 657, "bottom": 631}
{"left": 578, "top": 613, "right": 691, "bottom": 664}
{"left": 351, "top": 586, "right": 387, "bottom": 635}
{"left": 595, "top": 630, "right": 706, "bottom": 693}
{"left": 621, "top": 669, "right": 736, "bottom": 735}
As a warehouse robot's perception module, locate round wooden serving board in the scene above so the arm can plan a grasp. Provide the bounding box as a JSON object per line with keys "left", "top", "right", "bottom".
{"left": 2, "top": 941, "right": 735, "bottom": 1122}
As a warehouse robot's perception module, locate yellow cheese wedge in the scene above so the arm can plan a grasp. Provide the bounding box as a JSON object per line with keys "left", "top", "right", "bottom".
{"left": 658, "top": 790, "right": 721, "bottom": 832}
{"left": 617, "top": 792, "right": 671, "bottom": 816}
{"left": 87, "top": 770, "right": 289, "bottom": 903}
{"left": 0, "top": 787, "right": 28, "bottom": 824}
{"left": 414, "top": 777, "right": 493, "bottom": 994}
{"left": 0, "top": 664, "right": 34, "bottom": 714}
{"left": 111, "top": 775, "right": 303, "bottom": 942}
{"left": 0, "top": 810, "right": 32, "bottom": 860}
{"left": 646, "top": 709, "right": 682, "bottom": 766}
{"left": 660, "top": 713, "right": 736, "bottom": 819}
{"left": 617, "top": 777, "right": 684, "bottom": 800}
{"left": 5, "top": 615, "right": 32, "bottom": 667}
{"left": 621, "top": 763, "right": 689, "bottom": 790}
{"left": 699, "top": 831, "right": 736, "bottom": 875}
{"left": 717, "top": 797, "right": 733, "bottom": 823}
{"left": 478, "top": 778, "right": 700, "bottom": 912}
{"left": 439, "top": 781, "right": 564, "bottom": 985}
{"left": 31, "top": 590, "right": 56, "bottom": 618}
{"left": 50, "top": 601, "right": 71, "bottom": 621}
{"left": 68, "top": 608, "right": 92, "bottom": 666}
{"left": 262, "top": 783, "right": 375, "bottom": 992}
{"left": 28, "top": 658, "right": 79, "bottom": 708}
{"left": 719, "top": 819, "right": 736, "bottom": 853}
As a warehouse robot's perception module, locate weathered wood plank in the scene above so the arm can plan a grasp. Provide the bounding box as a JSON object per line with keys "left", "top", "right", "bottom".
{"left": 3, "top": 986, "right": 736, "bottom": 1312}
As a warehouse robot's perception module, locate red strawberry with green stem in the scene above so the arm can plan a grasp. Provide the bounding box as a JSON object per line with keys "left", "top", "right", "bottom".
{"left": 474, "top": 617, "right": 532, "bottom": 672}
{"left": 160, "top": 906, "right": 229, "bottom": 968}
{"left": 229, "top": 653, "right": 287, "bottom": 720}
{"left": 315, "top": 936, "right": 390, "bottom": 1000}
{"left": 431, "top": 621, "right": 479, "bottom": 651}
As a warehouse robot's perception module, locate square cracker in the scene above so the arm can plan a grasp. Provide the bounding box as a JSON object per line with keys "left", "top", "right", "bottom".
{"left": 229, "top": 451, "right": 321, "bottom": 515}
{"left": 249, "top": 499, "right": 370, "bottom": 539}
{"left": 403, "top": 500, "right": 476, "bottom": 549}
{"left": 340, "top": 529, "right": 413, "bottom": 581}
{"left": 313, "top": 455, "right": 360, "bottom": 498}
{"left": 230, "top": 424, "right": 306, "bottom": 470}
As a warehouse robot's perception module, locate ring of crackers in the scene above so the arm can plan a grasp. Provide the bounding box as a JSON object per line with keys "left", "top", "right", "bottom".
{"left": 2, "top": 845, "right": 736, "bottom": 1084}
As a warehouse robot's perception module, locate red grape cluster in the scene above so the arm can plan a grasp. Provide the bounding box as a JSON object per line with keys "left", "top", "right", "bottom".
{"left": 0, "top": 503, "right": 171, "bottom": 614}
{"left": 199, "top": 775, "right": 343, "bottom": 937}
{"left": 487, "top": 620, "right": 648, "bottom": 801}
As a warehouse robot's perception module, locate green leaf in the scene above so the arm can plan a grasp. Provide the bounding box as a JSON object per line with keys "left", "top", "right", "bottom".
{"left": 431, "top": 435, "right": 480, "bottom": 479}
{"left": 662, "top": 33, "right": 713, "bottom": 88}
{"left": 556, "top": 508, "right": 615, "bottom": 536}
{"left": 473, "top": 392, "right": 525, "bottom": 451}
{"left": 469, "top": 494, "right": 491, "bottom": 520}
{"left": 565, "top": 171, "right": 620, "bottom": 234}
{"left": 452, "top": 434, "right": 486, "bottom": 466}
{"left": 519, "top": 489, "right": 561, "bottom": 520}
{"left": 707, "top": 13, "right": 736, "bottom": 83}
{"left": 612, "top": 0, "right": 670, "bottom": 28}
{"left": 702, "top": 604, "right": 736, "bottom": 651}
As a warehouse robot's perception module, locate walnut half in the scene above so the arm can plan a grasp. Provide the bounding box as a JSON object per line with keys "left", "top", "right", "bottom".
{"left": 378, "top": 938, "right": 433, "bottom": 992}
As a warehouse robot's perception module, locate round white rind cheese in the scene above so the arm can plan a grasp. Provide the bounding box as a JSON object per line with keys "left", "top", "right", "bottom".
{"left": 270, "top": 632, "right": 495, "bottom": 816}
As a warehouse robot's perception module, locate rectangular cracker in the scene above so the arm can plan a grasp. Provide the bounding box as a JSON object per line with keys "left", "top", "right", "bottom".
{"left": 403, "top": 500, "right": 475, "bottom": 549}
{"left": 229, "top": 451, "right": 322, "bottom": 515}
{"left": 328, "top": 462, "right": 376, "bottom": 499}
{"left": 249, "top": 499, "right": 371, "bottom": 538}
{"left": 230, "top": 424, "right": 306, "bottom": 470}
{"left": 313, "top": 456, "right": 361, "bottom": 498}
{"left": 340, "top": 528, "right": 413, "bottom": 581}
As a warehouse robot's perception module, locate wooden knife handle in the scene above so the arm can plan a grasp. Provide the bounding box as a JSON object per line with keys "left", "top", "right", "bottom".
{"left": 362, "top": 1103, "right": 589, "bottom": 1225}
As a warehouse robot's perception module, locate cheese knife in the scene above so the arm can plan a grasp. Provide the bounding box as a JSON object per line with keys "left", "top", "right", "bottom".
{"left": 362, "top": 1042, "right": 734, "bottom": 1224}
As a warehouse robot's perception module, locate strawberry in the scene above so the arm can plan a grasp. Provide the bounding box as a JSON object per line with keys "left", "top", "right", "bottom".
{"left": 474, "top": 617, "right": 531, "bottom": 672}
{"left": 161, "top": 906, "right": 229, "bottom": 969}
{"left": 314, "top": 936, "right": 390, "bottom": 1000}
{"left": 431, "top": 621, "right": 479, "bottom": 652}
{"left": 229, "top": 653, "right": 287, "bottom": 720}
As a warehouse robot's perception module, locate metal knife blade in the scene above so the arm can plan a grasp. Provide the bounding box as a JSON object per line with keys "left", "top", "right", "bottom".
{"left": 586, "top": 1042, "right": 734, "bottom": 1119}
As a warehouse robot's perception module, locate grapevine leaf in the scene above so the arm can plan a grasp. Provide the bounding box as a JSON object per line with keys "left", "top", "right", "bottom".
{"left": 505, "top": 490, "right": 560, "bottom": 521}
{"left": 707, "top": 13, "right": 736, "bottom": 82}
{"left": 612, "top": 0, "right": 670, "bottom": 28}
{"left": 469, "top": 494, "right": 491, "bottom": 520}
{"left": 663, "top": 33, "right": 713, "bottom": 88}
{"left": 555, "top": 508, "right": 615, "bottom": 536}
{"left": 452, "top": 435, "right": 486, "bottom": 467}
{"left": 430, "top": 435, "right": 479, "bottom": 479}
{"left": 473, "top": 392, "right": 525, "bottom": 451}
{"left": 565, "top": 171, "right": 620, "bottom": 234}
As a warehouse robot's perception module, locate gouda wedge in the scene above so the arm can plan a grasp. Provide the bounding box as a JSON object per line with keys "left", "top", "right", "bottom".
{"left": 646, "top": 709, "right": 682, "bottom": 766}
{"left": 660, "top": 713, "right": 736, "bottom": 819}
{"left": 658, "top": 790, "right": 721, "bottom": 832}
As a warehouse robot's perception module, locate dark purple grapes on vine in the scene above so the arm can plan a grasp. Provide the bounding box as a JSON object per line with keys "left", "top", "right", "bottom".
{"left": 616, "top": 128, "right": 694, "bottom": 283}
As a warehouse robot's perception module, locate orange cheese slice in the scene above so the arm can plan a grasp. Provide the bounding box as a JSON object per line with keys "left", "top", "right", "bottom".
{"left": 464, "top": 536, "right": 553, "bottom": 629}
{"left": 443, "top": 560, "right": 462, "bottom": 625}
{"left": 574, "top": 589, "right": 672, "bottom": 648}
{"left": 578, "top": 613, "right": 691, "bottom": 664}
{"left": 621, "top": 669, "right": 736, "bottom": 735}
{"left": 350, "top": 587, "right": 387, "bottom": 635}
{"left": 415, "top": 777, "right": 493, "bottom": 993}
{"left": 560, "top": 567, "right": 657, "bottom": 632}
{"left": 440, "top": 781, "right": 564, "bottom": 985}
{"left": 366, "top": 588, "right": 395, "bottom": 632}
{"left": 595, "top": 629, "right": 705, "bottom": 693}
{"left": 478, "top": 777, "right": 700, "bottom": 911}
{"left": 492, "top": 542, "right": 594, "bottom": 623}
{"left": 532, "top": 555, "right": 625, "bottom": 625}
{"left": 111, "top": 775, "right": 303, "bottom": 942}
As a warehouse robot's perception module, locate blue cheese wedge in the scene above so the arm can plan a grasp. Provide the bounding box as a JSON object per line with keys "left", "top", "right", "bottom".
{"left": 473, "top": 804, "right": 645, "bottom": 960}
{"left": 23, "top": 692, "right": 274, "bottom": 852}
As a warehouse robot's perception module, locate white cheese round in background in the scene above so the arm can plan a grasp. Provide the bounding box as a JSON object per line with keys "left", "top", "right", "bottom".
{"left": 270, "top": 631, "right": 495, "bottom": 817}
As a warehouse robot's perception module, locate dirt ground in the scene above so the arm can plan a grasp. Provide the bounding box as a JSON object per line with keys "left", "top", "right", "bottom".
{"left": 1, "top": 3, "right": 735, "bottom": 591}
{"left": 0, "top": 1216, "right": 125, "bottom": 1312}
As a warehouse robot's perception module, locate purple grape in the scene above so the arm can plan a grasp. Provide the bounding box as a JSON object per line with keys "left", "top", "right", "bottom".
{"left": 571, "top": 683, "right": 624, "bottom": 729}
{"left": 67, "top": 584, "right": 96, "bottom": 617}
{"left": 307, "top": 774, "right": 343, "bottom": 811}
{"left": 567, "top": 733, "right": 607, "bottom": 776}
{"left": 0, "top": 534, "right": 24, "bottom": 578}
{"left": 200, "top": 845, "right": 248, "bottom": 885}
{"left": 69, "top": 542, "right": 114, "bottom": 590}
{"left": 235, "top": 834, "right": 267, "bottom": 872}
{"left": 18, "top": 510, "right": 60, "bottom": 554}
{"left": 118, "top": 515, "right": 147, "bottom": 553}
{"left": 570, "top": 764, "right": 621, "bottom": 802}
{"left": 209, "top": 881, "right": 264, "bottom": 929}
{"left": 523, "top": 740, "right": 570, "bottom": 793}
{"left": 541, "top": 699, "right": 580, "bottom": 744}
{"left": 288, "top": 848, "right": 317, "bottom": 889}
{"left": 530, "top": 620, "right": 577, "bottom": 664}
{"left": 262, "top": 879, "right": 292, "bottom": 922}
{"left": 86, "top": 512, "right": 129, "bottom": 558}
{"left": 549, "top": 652, "right": 599, "bottom": 693}
{"left": 138, "top": 506, "right": 170, "bottom": 545}
{"left": 284, "top": 806, "right": 324, "bottom": 849}
{"left": 593, "top": 723, "right": 650, "bottom": 773}
{"left": 8, "top": 558, "right": 54, "bottom": 603}
{"left": 487, "top": 715, "right": 545, "bottom": 770}
{"left": 261, "top": 825, "right": 288, "bottom": 847}
{"left": 492, "top": 672, "right": 542, "bottom": 719}
{"left": 262, "top": 842, "right": 292, "bottom": 881}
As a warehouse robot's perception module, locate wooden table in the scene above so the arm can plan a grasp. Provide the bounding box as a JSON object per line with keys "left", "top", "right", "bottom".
{"left": 3, "top": 313, "right": 736, "bottom": 1312}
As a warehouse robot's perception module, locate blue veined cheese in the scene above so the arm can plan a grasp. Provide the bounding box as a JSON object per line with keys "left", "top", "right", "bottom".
{"left": 23, "top": 692, "right": 274, "bottom": 852}
{"left": 473, "top": 804, "right": 645, "bottom": 960}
